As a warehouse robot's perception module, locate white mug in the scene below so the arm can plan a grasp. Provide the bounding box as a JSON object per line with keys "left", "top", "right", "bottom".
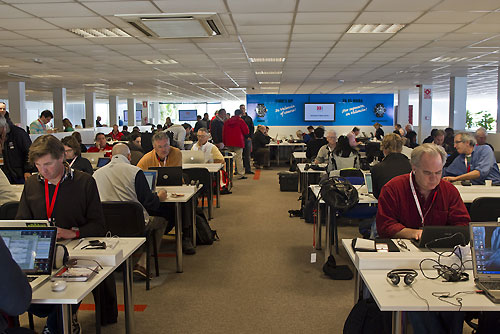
{"left": 485, "top": 180, "right": 492, "bottom": 186}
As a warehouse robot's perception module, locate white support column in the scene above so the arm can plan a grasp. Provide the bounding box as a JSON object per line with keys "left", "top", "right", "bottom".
{"left": 449, "top": 77, "right": 467, "bottom": 131}
{"left": 53, "top": 87, "right": 66, "bottom": 131}
{"left": 85, "top": 91, "right": 96, "bottom": 128}
{"left": 7, "top": 81, "right": 27, "bottom": 128}
{"left": 418, "top": 85, "right": 433, "bottom": 144}
{"left": 109, "top": 95, "right": 118, "bottom": 126}
{"left": 397, "top": 89, "right": 410, "bottom": 125}
{"left": 497, "top": 67, "right": 500, "bottom": 133}
{"left": 127, "top": 98, "right": 135, "bottom": 126}
{"left": 151, "top": 102, "right": 160, "bottom": 125}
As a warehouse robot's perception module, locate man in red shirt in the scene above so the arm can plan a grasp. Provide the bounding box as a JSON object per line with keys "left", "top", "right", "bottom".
{"left": 376, "top": 143, "right": 469, "bottom": 240}
{"left": 87, "top": 132, "right": 113, "bottom": 156}
{"left": 223, "top": 109, "right": 249, "bottom": 179}
{"left": 108, "top": 124, "right": 124, "bottom": 141}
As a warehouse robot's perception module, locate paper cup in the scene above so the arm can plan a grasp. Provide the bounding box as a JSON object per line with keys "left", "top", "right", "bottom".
{"left": 485, "top": 180, "right": 492, "bottom": 186}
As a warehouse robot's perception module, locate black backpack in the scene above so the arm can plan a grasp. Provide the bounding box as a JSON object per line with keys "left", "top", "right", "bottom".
{"left": 343, "top": 298, "right": 391, "bottom": 334}
{"left": 196, "top": 208, "right": 219, "bottom": 245}
{"left": 319, "top": 175, "right": 359, "bottom": 211}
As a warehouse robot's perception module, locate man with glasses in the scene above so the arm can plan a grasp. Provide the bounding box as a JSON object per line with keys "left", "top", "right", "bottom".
{"left": 444, "top": 132, "right": 500, "bottom": 185}
{"left": 191, "top": 128, "right": 223, "bottom": 163}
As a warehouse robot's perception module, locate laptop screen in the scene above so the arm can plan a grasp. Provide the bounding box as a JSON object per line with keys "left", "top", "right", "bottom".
{"left": 97, "top": 157, "right": 111, "bottom": 168}
{"left": 0, "top": 227, "right": 57, "bottom": 275}
{"left": 364, "top": 173, "right": 373, "bottom": 194}
{"left": 143, "top": 171, "right": 157, "bottom": 191}
{"left": 472, "top": 224, "right": 500, "bottom": 275}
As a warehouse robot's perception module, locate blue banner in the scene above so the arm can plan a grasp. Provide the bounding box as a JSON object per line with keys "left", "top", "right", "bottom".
{"left": 246, "top": 94, "right": 394, "bottom": 126}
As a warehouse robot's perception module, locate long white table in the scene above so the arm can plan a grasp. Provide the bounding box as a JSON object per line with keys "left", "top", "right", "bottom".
{"left": 297, "top": 163, "right": 326, "bottom": 194}
{"left": 267, "top": 142, "right": 306, "bottom": 166}
{"left": 33, "top": 237, "right": 145, "bottom": 334}
{"left": 454, "top": 184, "right": 500, "bottom": 203}
{"left": 182, "top": 163, "right": 224, "bottom": 219}
{"left": 157, "top": 185, "right": 199, "bottom": 273}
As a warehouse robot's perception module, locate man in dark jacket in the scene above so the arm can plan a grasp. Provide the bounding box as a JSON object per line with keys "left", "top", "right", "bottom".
{"left": 306, "top": 127, "right": 327, "bottom": 160}
{"left": 252, "top": 125, "right": 271, "bottom": 169}
{"left": 0, "top": 113, "right": 32, "bottom": 184}
{"left": 17, "top": 135, "right": 110, "bottom": 334}
{"left": 240, "top": 104, "right": 254, "bottom": 174}
{"left": 223, "top": 109, "right": 249, "bottom": 179}
{"left": 210, "top": 109, "right": 226, "bottom": 149}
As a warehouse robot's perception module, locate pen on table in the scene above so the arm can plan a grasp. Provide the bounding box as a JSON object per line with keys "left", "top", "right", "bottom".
{"left": 72, "top": 238, "right": 85, "bottom": 250}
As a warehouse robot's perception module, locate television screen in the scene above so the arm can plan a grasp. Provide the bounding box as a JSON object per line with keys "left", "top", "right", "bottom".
{"left": 304, "top": 103, "right": 335, "bottom": 122}
{"left": 179, "top": 110, "right": 198, "bottom": 121}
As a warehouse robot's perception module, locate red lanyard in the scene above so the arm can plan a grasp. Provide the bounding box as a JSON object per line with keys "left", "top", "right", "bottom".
{"left": 409, "top": 173, "right": 438, "bottom": 226}
{"left": 45, "top": 179, "right": 61, "bottom": 221}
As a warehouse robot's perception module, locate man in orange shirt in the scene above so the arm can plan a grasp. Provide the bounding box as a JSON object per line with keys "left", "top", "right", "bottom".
{"left": 137, "top": 131, "right": 182, "bottom": 169}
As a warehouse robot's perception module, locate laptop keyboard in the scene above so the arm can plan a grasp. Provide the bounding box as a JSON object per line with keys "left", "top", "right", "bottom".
{"left": 27, "top": 276, "right": 37, "bottom": 282}
{"left": 481, "top": 282, "right": 500, "bottom": 291}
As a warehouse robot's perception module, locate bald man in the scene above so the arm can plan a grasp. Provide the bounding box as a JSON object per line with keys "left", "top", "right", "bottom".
{"left": 93, "top": 143, "right": 168, "bottom": 279}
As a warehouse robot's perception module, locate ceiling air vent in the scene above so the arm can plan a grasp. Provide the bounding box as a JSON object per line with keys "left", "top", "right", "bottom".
{"left": 116, "top": 13, "right": 226, "bottom": 39}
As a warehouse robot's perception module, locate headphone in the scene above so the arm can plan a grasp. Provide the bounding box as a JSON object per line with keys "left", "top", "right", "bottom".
{"left": 387, "top": 269, "right": 418, "bottom": 286}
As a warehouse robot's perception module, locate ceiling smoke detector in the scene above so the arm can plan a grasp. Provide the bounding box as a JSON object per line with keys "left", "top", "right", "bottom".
{"left": 117, "top": 13, "right": 226, "bottom": 39}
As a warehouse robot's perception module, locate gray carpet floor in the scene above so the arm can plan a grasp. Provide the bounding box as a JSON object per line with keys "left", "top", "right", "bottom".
{"left": 21, "top": 166, "right": 474, "bottom": 333}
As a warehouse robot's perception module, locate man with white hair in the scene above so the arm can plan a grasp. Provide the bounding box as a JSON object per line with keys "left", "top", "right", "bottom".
{"left": 444, "top": 132, "right": 500, "bottom": 184}
{"left": 314, "top": 130, "right": 337, "bottom": 172}
{"left": 192, "top": 127, "right": 224, "bottom": 163}
{"left": 475, "top": 127, "right": 494, "bottom": 151}
{"left": 93, "top": 143, "right": 168, "bottom": 279}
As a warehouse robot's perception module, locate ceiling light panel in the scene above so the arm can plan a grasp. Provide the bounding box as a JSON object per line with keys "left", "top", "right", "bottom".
{"left": 69, "top": 28, "right": 131, "bottom": 38}
{"left": 249, "top": 58, "right": 286, "bottom": 63}
{"left": 141, "top": 59, "right": 178, "bottom": 65}
{"left": 255, "top": 71, "right": 282, "bottom": 75}
{"left": 430, "top": 56, "right": 468, "bottom": 62}
{"left": 347, "top": 24, "right": 405, "bottom": 33}
{"left": 371, "top": 80, "right": 394, "bottom": 84}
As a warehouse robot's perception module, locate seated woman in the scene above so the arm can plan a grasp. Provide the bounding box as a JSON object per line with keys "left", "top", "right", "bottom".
{"left": 71, "top": 131, "right": 87, "bottom": 153}
{"left": 333, "top": 135, "right": 360, "bottom": 170}
{"left": 61, "top": 136, "right": 93, "bottom": 174}
{"left": 127, "top": 132, "right": 144, "bottom": 166}
{"left": 62, "top": 118, "right": 74, "bottom": 132}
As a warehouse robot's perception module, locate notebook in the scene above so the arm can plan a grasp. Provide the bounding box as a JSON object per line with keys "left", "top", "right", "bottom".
{"left": 363, "top": 173, "right": 373, "bottom": 194}
{"left": 143, "top": 170, "right": 158, "bottom": 192}
{"left": 0, "top": 227, "right": 57, "bottom": 291}
{"left": 411, "top": 225, "right": 470, "bottom": 248}
{"left": 96, "top": 157, "right": 111, "bottom": 168}
{"left": 149, "top": 166, "right": 183, "bottom": 186}
{"left": 470, "top": 222, "right": 500, "bottom": 303}
{"left": 182, "top": 150, "right": 205, "bottom": 164}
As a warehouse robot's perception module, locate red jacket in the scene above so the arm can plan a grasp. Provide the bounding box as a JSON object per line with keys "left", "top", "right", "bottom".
{"left": 222, "top": 116, "right": 249, "bottom": 148}
{"left": 87, "top": 144, "right": 113, "bottom": 157}
{"left": 376, "top": 173, "right": 469, "bottom": 238}
{"left": 109, "top": 131, "right": 124, "bottom": 141}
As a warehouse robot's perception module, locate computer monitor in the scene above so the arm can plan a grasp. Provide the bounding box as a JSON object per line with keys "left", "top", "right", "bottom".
{"left": 97, "top": 157, "right": 111, "bottom": 168}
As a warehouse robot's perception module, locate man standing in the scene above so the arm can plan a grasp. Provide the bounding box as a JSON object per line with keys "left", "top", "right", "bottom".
{"left": 87, "top": 132, "right": 113, "bottom": 155}
{"left": 223, "top": 109, "right": 249, "bottom": 179}
{"left": 191, "top": 128, "right": 224, "bottom": 163}
{"left": 346, "top": 127, "right": 361, "bottom": 148}
{"left": 137, "top": 131, "right": 182, "bottom": 169}
{"left": 16, "top": 134, "right": 108, "bottom": 333}
{"left": 29, "top": 110, "right": 54, "bottom": 134}
{"left": 314, "top": 130, "right": 337, "bottom": 173}
{"left": 0, "top": 114, "right": 32, "bottom": 184}
{"left": 93, "top": 144, "right": 168, "bottom": 278}
{"left": 210, "top": 109, "right": 226, "bottom": 149}
{"left": 240, "top": 104, "right": 254, "bottom": 175}
{"left": 444, "top": 132, "right": 500, "bottom": 184}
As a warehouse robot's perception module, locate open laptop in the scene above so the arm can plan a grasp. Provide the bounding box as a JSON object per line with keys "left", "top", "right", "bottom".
{"left": 82, "top": 152, "right": 105, "bottom": 168}
{"left": 97, "top": 157, "right": 111, "bottom": 168}
{"left": 0, "top": 227, "right": 57, "bottom": 291}
{"left": 411, "top": 225, "right": 470, "bottom": 248}
{"left": 363, "top": 173, "right": 373, "bottom": 194}
{"left": 470, "top": 222, "right": 500, "bottom": 303}
{"left": 143, "top": 170, "right": 157, "bottom": 192}
{"left": 149, "top": 166, "right": 183, "bottom": 186}
{"left": 0, "top": 220, "right": 49, "bottom": 227}
{"left": 182, "top": 150, "right": 205, "bottom": 164}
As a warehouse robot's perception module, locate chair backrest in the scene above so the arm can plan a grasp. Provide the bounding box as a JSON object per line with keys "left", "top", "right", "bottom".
{"left": 183, "top": 168, "right": 211, "bottom": 194}
{"left": 141, "top": 132, "right": 153, "bottom": 153}
{"left": 365, "top": 142, "right": 383, "bottom": 163}
{"left": 0, "top": 201, "right": 20, "bottom": 220}
{"left": 470, "top": 197, "right": 500, "bottom": 222}
{"left": 101, "top": 201, "right": 146, "bottom": 237}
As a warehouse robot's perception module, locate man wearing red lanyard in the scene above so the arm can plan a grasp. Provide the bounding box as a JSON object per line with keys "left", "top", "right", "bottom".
{"left": 87, "top": 132, "right": 113, "bottom": 157}
{"left": 376, "top": 144, "right": 470, "bottom": 334}
{"left": 16, "top": 135, "right": 109, "bottom": 334}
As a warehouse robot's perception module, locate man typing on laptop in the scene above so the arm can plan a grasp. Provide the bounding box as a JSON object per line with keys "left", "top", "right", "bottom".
{"left": 376, "top": 144, "right": 470, "bottom": 334}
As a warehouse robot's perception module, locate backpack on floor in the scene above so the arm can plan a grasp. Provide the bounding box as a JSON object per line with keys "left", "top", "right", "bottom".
{"left": 343, "top": 298, "right": 391, "bottom": 334}
{"left": 196, "top": 208, "right": 219, "bottom": 245}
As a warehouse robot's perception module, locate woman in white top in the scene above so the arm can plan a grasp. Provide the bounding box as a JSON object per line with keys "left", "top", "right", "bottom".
{"left": 333, "top": 135, "right": 360, "bottom": 170}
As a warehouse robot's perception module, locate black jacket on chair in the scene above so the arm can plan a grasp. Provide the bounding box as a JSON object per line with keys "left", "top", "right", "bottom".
{"left": 370, "top": 153, "right": 411, "bottom": 199}
{"left": 306, "top": 137, "right": 327, "bottom": 160}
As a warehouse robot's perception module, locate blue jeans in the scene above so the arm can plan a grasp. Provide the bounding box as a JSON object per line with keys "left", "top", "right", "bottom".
{"left": 407, "top": 311, "right": 465, "bottom": 334}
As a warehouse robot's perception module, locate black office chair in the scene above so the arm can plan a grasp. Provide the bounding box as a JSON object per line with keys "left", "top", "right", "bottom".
{"left": 0, "top": 201, "right": 19, "bottom": 219}
{"left": 470, "top": 197, "right": 500, "bottom": 222}
{"left": 183, "top": 167, "right": 211, "bottom": 210}
{"left": 141, "top": 132, "right": 153, "bottom": 153}
{"left": 101, "top": 201, "right": 159, "bottom": 290}
{"left": 365, "top": 142, "right": 383, "bottom": 163}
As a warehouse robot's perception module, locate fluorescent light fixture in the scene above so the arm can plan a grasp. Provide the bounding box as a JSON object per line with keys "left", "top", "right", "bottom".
{"left": 69, "top": 28, "right": 130, "bottom": 38}
{"left": 249, "top": 58, "right": 286, "bottom": 63}
{"left": 8, "top": 72, "right": 31, "bottom": 79}
{"left": 228, "top": 87, "right": 246, "bottom": 91}
{"left": 359, "top": 86, "right": 375, "bottom": 89}
{"left": 169, "top": 72, "right": 197, "bottom": 76}
{"left": 83, "top": 83, "right": 106, "bottom": 87}
{"left": 371, "top": 80, "right": 394, "bottom": 84}
{"left": 430, "top": 56, "right": 468, "bottom": 63}
{"left": 0, "top": 65, "right": 10, "bottom": 68}
{"left": 32, "top": 74, "right": 62, "bottom": 78}
{"left": 255, "top": 71, "right": 282, "bottom": 75}
{"left": 261, "top": 87, "right": 279, "bottom": 90}
{"left": 141, "top": 59, "right": 177, "bottom": 65}
{"left": 347, "top": 24, "right": 405, "bottom": 34}
{"left": 259, "top": 81, "right": 280, "bottom": 85}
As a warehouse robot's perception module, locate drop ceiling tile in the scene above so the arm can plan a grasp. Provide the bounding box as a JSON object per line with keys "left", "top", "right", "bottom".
{"left": 81, "top": 1, "right": 160, "bottom": 15}
{"left": 391, "top": 32, "right": 445, "bottom": 41}
{"left": 457, "top": 24, "right": 500, "bottom": 33}
{"left": 0, "top": 18, "right": 56, "bottom": 30}
{"left": 153, "top": 0, "right": 227, "bottom": 13}
{"left": 403, "top": 24, "right": 464, "bottom": 33}
{"left": 241, "top": 34, "right": 289, "bottom": 42}
{"left": 365, "top": 0, "right": 441, "bottom": 11}
{"left": 233, "top": 13, "right": 293, "bottom": 26}
{"left": 0, "top": 5, "right": 34, "bottom": 18}
{"left": 415, "top": 11, "right": 485, "bottom": 24}
{"left": 292, "top": 33, "right": 341, "bottom": 41}
{"left": 0, "top": 31, "right": 27, "bottom": 40}
{"left": 1, "top": 39, "right": 47, "bottom": 47}
{"left": 294, "top": 12, "right": 358, "bottom": 24}
{"left": 293, "top": 24, "right": 349, "bottom": 34}
{"left": 432, "top": 0, "right": 500, "bottom": 11}
{"left": 45, "top": 17, "right": 111, "bottom": 29}
{"left": 13, "top": 3, "right": 95, "bottom": 17}
{"left": 237, "top": 25, "right": 291, "bottom": 34}
{"left": 227, "top": 0, "right": 295, "bottom": 12}
{"left": 356, "top": 11, "right": 423, "bottom": 23}
{"left": 18, "top": 29, "right": 77, "bottom": 39}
